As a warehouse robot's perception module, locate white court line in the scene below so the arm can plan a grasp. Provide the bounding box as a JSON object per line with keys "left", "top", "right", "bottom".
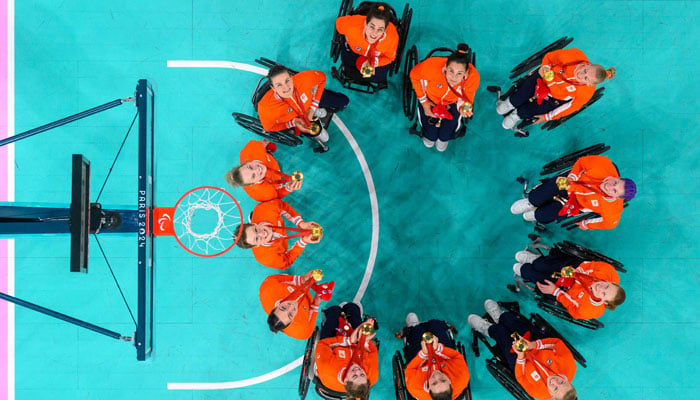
{"left": 166, "top": 60, "right": 379, "bottom": 390}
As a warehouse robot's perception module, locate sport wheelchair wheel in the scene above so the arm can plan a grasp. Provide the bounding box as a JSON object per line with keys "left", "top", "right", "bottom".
{"left": 542, "top": 87, "right": 605, "bottom": 131}
{"left": 530, "top": 313, "right": 587, "bottom": 367}
{"left": 298, "top": 327, "right": 318, "bottom": 399}
{"left": 509, "top": 36, "right": 573, "bottom": 80}
{"left": 536, "top": 295, "right": 604, "bottom": 330}
{"left": 392, "top": 3, "right": 413, "bottom": 75}
{"left": 232, "top": 112, "right": 303, "bottom": 147}
{"left": 486, "top": 358, "right": 533, "bottom": 400}
{"left": 558, "top": 240, "right": 626, "bottom": 272}
{"left": 330, "top": 0, "right": 354, "bottom": 62}
{"left": 402, "top": 45, "right": 418, "bottom": 120}
{"left": 540, "top": 142, "right": 610, "bottom": 176}
{"left": 392, "top": 350, "right": 412, "bottom": 400}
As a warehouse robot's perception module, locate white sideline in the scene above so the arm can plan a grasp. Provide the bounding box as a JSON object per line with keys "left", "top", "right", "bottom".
{"left": 166, "top": 60, "right": 379, "bottom": 390}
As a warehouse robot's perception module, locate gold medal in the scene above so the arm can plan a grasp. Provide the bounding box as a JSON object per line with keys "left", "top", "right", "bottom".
{"left": 308, "top": 121, "right": 322, "bottom": 135}
{"left": 291, "top": 171, "right": 303, "bottom": 182}
{"left": 311, "top": 269, "right": 323, "bottom": 281}
{"left": 311, "top": 226, "right": 323, "bottom": 240}
{"left": 556, "top": 176, "right": 570, "bottom": 190}
{"left": 360, "top": 64, "right": 375, "bottom": 78}
{"left": 544, "top": 70, "right": 554, "bottom": 82}
{"left": 459, "top": 102, "right": 473, "bottom": 114}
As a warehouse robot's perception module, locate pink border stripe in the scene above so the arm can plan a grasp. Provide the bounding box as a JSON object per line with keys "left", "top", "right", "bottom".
{"left": 0, "top": 0, "right": 10, "bottom": 396}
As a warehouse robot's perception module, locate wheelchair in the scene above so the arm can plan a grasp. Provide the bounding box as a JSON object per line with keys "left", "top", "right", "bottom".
{"left": 470, "top": 302, "right": 586, "bottom": 400}
{"left": 515, "top": 142, "right": 629, "bottom": 232}
{"left": 232, "top": 58, "right": 339, "bottom": 153}
{"left": 330, "top": 0, "right": 413, "bottom": 94}
{"left": 298, "top": 312, "right": 380, "bottom": 399}
{"left": 392, "top": 320, "right": 472, "bottom": 400}
{"left": 487, "top": 36, "right": 606, "bottom": 137}
{"left": 507, "top": 234, "right": 626, "bottom": 330}
{"left": 402, "top": 44, "right": 476, "bottom": 139}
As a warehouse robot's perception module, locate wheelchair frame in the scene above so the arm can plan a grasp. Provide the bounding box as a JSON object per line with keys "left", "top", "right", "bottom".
{"left": 470, "top": 302, "right": 586, "bottom": 400}
{"left": 507, "top": 234, "right": 626, "bottom": 330}
{"left": 391, "top": 321, "right": 472, "bottom": 400}
{"left": 232, "top": 58, "right": 334, "bottom": 153}
{"left": 298, "top": 312, "right": 381, "bottom": 400}
{"left": 515, "top": 143, "right": 621, "bottom": 232}
{"left": 401, "top": 44, "right": 476, "bottom": 140}
{"left": 486, "top": 36, "right": 606, "bottom": 137}
{"left": 330, "top": 0, "right": 413, "bottom": 94}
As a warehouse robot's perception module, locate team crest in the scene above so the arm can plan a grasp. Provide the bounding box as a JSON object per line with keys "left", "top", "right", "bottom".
{"left": 566, "top": 85, "right": 577, "bottom": 92}
{"left": 338, "top": 350, "right": 346, "bottom": 359}
{"left": 591, "top": 199, "right": 599, "bottom": 207}
{"left": 530, "top": 371, "right": 541, "bottom": 381}
{"left": 287, "top": 107, "right": 293, "bottom": 113}
{"left": 437, "top": 84, "right": 443, "bottom": 88}
{"left": 300, "top": 93, "right": 308, "bottom": 103}
{"left": 547, "top": 359, "right": 553, "bottom": 365}
{"left": 355, "top": 47, "right": 362, "bottom": 52}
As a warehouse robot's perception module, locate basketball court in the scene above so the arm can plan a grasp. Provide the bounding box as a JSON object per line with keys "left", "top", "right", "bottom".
{"left": 2, "top": 1, "right": 699, "bottom": 399}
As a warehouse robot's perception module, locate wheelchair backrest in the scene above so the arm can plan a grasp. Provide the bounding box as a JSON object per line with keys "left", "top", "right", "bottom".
{"left": 351, "top": 1, "right": 399, "bottom": 27}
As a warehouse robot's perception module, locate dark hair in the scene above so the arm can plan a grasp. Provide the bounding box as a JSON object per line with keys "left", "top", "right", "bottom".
{"left": 225, "top": 165, "right": 246, "bottom": 187}
{"left": 267, "top": 65, "right": 291, "bottom": 80}
{"left": 446, "top": 43, "right": 471, "bottom": 68}
{"left": 345, "top": 380, "right": 370, "bottom": 400}
{"left": 429, "top": 386, "right": 453, "bottom": 400}
{"left": 365, "top": 4, "right": 391, "bottom": 26}
{"left": 605, "top": 284, "right": 626, "bottom": 310}
{"left": 267, "top": 309, "right": 290, "bottom": 333}
{"left": 234, "top": 223, "right": 255, "bottom": 249}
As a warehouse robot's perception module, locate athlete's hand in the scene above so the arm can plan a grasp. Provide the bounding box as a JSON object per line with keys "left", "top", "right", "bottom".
{"left": 536, "top": 279, "right": 557, "bottom": 295}
{"left": 300, "top": 221, "right": 322, "bottom": 243}
{"left": 422, "top": 101, "right": 436, "bottom": 118}
{"left": 538, "top": 64, "right": 551, "bottom": 78}
{"left": 286, "top": 179, "right": 302, "bottom": 191}
{"left": 533, "top": 114, "right": 547, "bottom": 124}
{"left": 293, "top": 117, "right": 311, "bottom": 133}
{"left": 306, "top": 108, "right": 316, "bottom": 123}
{"left": 460, "top": 107, "right": 474, "bottom": 118}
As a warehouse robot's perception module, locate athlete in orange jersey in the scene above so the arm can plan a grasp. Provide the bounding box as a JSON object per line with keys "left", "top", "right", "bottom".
{"left": 511, "top": 155, "right": 637, "bottom": 230}
{"left": 409, "top": 44, "right": 480, "bottom": 152}
{"left": 259, "top": 271, "right": 327, "bottom": 340}
{"left": 257, "top": 66, "right": 348, "bottom": 143}
{"left": 514, "top": 246, "right": 626, "bottom": 320}
{"left": 335, "top": 4, "right": 398, "bottom": 83}
{"left": 225, "top": 140, "right": 302, "bottom": 202}
{"left": 234, "top": 199, "right": 322, "bottom": 270}
{"left": 401, "top": 314, "right": 469, "bottom": 400}
{"left": 469, "top": 300, "right": 577, "bottom": 400}
{"left": 314, "top": 303, "right": 379, "bottom": 399}
{"left": 498, "top": 47, "right": 615, "bottom": 130}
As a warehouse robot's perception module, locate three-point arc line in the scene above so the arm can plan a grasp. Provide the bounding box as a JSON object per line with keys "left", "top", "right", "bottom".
{"left": 165, "top": 60, "right": 380, "bottom": 390}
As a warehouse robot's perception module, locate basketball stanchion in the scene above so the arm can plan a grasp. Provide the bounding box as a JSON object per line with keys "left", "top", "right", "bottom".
{"left": 151, "top": 186, "right": 244, "bottom": 257}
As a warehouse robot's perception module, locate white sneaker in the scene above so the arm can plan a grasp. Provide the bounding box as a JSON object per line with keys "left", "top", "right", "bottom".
{"left": 423, "top": 137, "right": 435, "bottom": 148}
{"left": 468, "top": 314, "right": 492, "bottom": 337}
{"left": 523, "top": 210, "right": 536, "bottom": 222}
{"left": 317, "top": 129, "right": 329, "bottom": 143}
{"left": 502, "top": 113, "right": 521, "bottom": 129}
{"left": 314, "top": 108, "right": 328, "bottom": 119}
{"left": 513, "top": 262, "right": 523, "bottom": 276}
{"left": 405, "top": 312, "right": 419, "bottom": 328}
{"left": 436, "top": 139, "right": 449, "bottom": 152}
{"left": 484, "top": 299, "right": 503, "bottom": 324}
{"left": 516, "top": 250, "right": 541, "bottom": 264}
{"left": 496, "top": 98, "right": 515, "bottom": 115}
{"left": 510, "top": 199, "right": 536, "bottom": 215}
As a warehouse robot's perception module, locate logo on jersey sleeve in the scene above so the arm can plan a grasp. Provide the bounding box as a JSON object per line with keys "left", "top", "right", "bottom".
{"left": 591, "top": 200, "right": 599, "bottom": 207}
{"left": 338, "top": 350, "right": 346, "bottom": 359}
{"left": 530, "top": 371, "right": 541, "bottom": 381}
{"left": 566, "top": 85, "right": 577, "bottom": 92}
{"left": 300, "top": 93, "right": 308, "bottom": 103}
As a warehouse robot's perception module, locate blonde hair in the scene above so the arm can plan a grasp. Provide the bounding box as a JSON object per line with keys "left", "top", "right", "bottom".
{"left": 593, "top": 65, "right": 615, "bottom": 83}
{"left": 224, "top": 165, "right": 247, "bottom": 187}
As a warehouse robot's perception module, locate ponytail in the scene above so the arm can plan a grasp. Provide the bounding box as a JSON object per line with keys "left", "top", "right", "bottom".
{"left": 446, "top": 43, "right": 471, "bottom": 68}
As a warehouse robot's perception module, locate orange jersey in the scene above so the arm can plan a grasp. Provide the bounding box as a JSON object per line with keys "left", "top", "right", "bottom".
{"left": 258, "top": 274, "right": 318, "bottom": 340}
{"left": 554, "top": 261, "right": 620, "bottom": 320}
{"left": 250, "top": 200, "right": 305, "bottom": 270}
{"left": 335, "top": 15, "right": 399, "bottom": 67}
{"left": 567, "top": 155, "right": 625, "bottom": 230}
{"left": 514, "top": 338, "right": 577, "bottom": 400}
{"left": 238, "top": 140, "right": 291, "bottom": 202}
{"left": 258, "top": 70, "right": 326, "bottom": 132}
{"left": 540, "top": 48, "right": 597, "bottom": 121}
{"left": 405, "top": 345, "right": 470, "bottom": 400}
{"left": 314, "top": 336, "right": 380, "bottom": 393}
{"left": 409, "top": 57, "right": 480, "bottom": 107}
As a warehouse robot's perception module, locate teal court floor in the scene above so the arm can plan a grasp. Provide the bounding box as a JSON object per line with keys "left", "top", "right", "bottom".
{"left": 9, "top": 0, "right": 700, "bottom": 399}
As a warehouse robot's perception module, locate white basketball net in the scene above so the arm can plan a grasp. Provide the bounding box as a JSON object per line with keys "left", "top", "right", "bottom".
{"left": 173, "top": 187, "right": 242, "bottom": 256}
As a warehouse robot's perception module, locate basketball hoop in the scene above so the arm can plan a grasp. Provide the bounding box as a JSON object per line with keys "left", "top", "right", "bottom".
{"left": 153, "top": 186, "right": 244, "bottom": 257}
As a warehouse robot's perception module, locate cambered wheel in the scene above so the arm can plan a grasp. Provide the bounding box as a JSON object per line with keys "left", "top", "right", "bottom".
{"left": 542, "top": 87, "right": 605, "bottom": 131}
{"left": 559, "top": 240, "right": 626, "bottom": 272}
{"left": 509, "top": 36, "right": 574, "bottom": 80}
{"left": 540, "top": 143, "right": 609, "bottom": 176}
{"left": 536, "top": 297, "right": 603, "bottom": 330}
{"left": 392, "top": 3, "right": 413, "bottom": 75}
{"left": 298, "top": 327, "right": 318, "bottom": 399}
{"left": 486, "top": 358, "right": 533, "bottom": 400}
{"left": 330, "top": 0, "right": 353, "bottom": 61}
{"left": 402, "top": 45, "right": 418, "bottom": 119}
{"left": 530, "top": 313, "right": 588, "bottom": 368}
{"left": 392, "top": 351, "right": 412, "bottom": 400}
{"left": 232, "top": 113, "right": 302, "bottom": 147}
